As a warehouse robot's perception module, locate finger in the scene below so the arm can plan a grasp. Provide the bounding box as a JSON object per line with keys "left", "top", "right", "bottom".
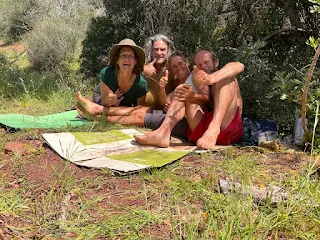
{"left": 164, "top": 69, "right": 169, "bottom": 78}
{"left": 193, "top": 65, "right": 199, "bottom": 72}
{"left": 150, "top": 58, "right": 157, "bottom": 65}
{"left": 117, "top": 96, "right": 124, "bottom": 104}
{"left": 115, "top": 88, "right": 123, "bottom": 94}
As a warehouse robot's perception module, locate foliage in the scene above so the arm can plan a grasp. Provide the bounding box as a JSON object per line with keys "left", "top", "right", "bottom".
{"left": 23, "top": 20, "right": 80, "bottom": 71}
{"left": 79, "top": 0, "right": 320, "bottom": 134}
{"left": 81, "top": 0, "right": 221, "bottom": 76}
{"left": 0, "top": 0, "right": 104, "bottom": 71}
{"left": 0, "top": 0, "right": 41, "bottom": 41}
{"left": 0, "top": 52, "right": 95, "bottom": 104}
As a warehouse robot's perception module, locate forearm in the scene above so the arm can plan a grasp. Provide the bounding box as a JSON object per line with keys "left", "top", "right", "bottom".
{"left": 186, "top": 92, "right": 209, "bottom": 105}
{"left": 208, "top": 62, "right": 244, "bottom": 85}
{"left": 157, "top": 88, "right": 168, "bottom": 107}
{"left": 101, "top": 97, "right": 113, "bottom": 107}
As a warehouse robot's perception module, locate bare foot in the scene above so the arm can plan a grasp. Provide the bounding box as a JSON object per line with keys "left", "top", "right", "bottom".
{"left": 134, "top": 130, "right": 171, "bottom": 148}
{"left": 196, "top": 127, "right": 220, "bottom": 149}
{"left": 75, "top": 103, "right": 99, "bottom": 121}
{"left": 76, "top": 91, "right": 104, "bottom": 116}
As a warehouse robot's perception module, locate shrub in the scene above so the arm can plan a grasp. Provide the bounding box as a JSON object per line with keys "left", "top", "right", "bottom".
{"left": 23, "top": 19, "right": 79, "bottom": 71}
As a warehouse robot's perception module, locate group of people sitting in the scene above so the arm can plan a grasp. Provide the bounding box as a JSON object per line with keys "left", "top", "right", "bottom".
{"left": 76, "top": 34, "right": 245, "bottom": 150}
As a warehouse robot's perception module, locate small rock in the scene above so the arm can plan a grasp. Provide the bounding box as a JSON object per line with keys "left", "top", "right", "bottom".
{"left": 5, "top": 142, "right": 27, "bottom": 156}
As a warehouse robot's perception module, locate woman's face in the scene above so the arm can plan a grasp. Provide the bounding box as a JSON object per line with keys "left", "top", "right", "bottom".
{"left": 169, "top": 55, "right": 190, "bottom": 83}
{"left": 117, "top": 47, "right": 137, "bottom": 72}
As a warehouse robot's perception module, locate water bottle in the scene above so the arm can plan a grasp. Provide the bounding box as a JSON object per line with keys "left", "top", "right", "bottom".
{"left": 293, "top": 117, "right": 307, "bottom": 145}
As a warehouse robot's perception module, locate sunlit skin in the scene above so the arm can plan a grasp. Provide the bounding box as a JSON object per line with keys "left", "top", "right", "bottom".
{"left": 194, "top": 50, "right": 217, "bottom": 74}
{"left": 116, "top": 47, "right": 137, "bottom": 74}
{"left": 143, "top": 40, "right": 169, "bottom": 78}
{"left": 100, "top": 46, "right": 146, "bottom": 107}
{"left": 152, "top": 40, "right": 168, "bottom": 65}
{"left": 134, "top": 50, "right": 244, "bottom": 150}
{"left": 169, "top": 55, "right": 190, "bottom": 84}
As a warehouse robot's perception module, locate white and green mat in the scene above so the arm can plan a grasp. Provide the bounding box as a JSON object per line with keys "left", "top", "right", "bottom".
{"left": 42, "top": 129, "right": 197, "bottom": 173}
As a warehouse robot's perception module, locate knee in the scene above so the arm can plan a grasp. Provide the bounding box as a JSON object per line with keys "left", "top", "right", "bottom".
{"left": 214, "top": 79, "right": 236, "bottom": 95}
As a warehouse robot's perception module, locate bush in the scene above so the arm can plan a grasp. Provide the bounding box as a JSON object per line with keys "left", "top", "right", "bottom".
{"left": 0, "top": 52, "right": 95, "bottom": 101}
{"left": 81, "top": 0, "right": 222, "bottom": 76}
{"left": 23, "top": 19, "right": 79, "bottom": 71}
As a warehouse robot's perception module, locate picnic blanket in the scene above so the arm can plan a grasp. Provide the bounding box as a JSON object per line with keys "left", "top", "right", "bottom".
{"left": 0, "top": 110, "right": 88, "bottom": 129}
{"left": 42, "top": 128, "right": 198, "bottom": 173}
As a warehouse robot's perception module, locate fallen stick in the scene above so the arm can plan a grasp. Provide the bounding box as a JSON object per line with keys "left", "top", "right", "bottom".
{"left": 219, "top": 179, "right": 288, "bottom": 204}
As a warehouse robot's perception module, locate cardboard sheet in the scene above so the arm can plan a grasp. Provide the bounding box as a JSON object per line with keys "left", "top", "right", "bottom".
{"left": 42, "top": 129, "right": 197, "bottom": 173}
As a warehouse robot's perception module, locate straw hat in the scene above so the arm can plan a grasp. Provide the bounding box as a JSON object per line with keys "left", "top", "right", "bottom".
{"left": 109, "top": 38, "right": 145, "bottom": 74}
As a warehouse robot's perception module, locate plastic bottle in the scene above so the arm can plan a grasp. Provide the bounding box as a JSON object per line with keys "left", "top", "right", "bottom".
{"left": 293, "top": 117, "right": 307, "bottom": 145}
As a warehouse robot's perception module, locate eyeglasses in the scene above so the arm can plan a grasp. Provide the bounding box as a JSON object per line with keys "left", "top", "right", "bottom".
{"left": 119, "top": 54, "right": 135, "bottom": 60}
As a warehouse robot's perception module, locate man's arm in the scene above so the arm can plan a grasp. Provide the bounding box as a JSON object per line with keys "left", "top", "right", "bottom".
{"left": 194, "top": 62, "right": 244, "bottom": 85}
{"left": 157, "top": 70, "right": 169, "bottom": 107}
{"left": 174, "top": 84, "right": 209, "bottom": 105}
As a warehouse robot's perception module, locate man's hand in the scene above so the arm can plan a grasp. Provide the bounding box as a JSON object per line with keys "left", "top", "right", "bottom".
{"left": 143, "top": 59, "right": 157, "bottom": 77}
{"left": 174, "top": 84, "right": 194, "bottom": 102}
{"left": 163, "top": 100, "right": 171, "bottom": 112}
{"left": 159, "top": 70, "right": 169, "bottom": 89}
{"left": 193, "top": 66, "right": 212, "bottom": 85}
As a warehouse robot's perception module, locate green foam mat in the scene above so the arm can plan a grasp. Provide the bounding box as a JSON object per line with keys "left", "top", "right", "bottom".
{"left": 0, "top": 110, "right": 88, "bottom": 129}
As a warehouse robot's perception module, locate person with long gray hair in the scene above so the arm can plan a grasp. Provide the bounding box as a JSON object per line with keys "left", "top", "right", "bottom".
{"left": 142, "top": 34, "right": 177, "bottom": 109}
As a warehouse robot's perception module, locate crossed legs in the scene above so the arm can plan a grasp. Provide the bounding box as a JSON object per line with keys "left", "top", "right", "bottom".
{"left": 76, "top": 91, "right": 150, "bottom": 126}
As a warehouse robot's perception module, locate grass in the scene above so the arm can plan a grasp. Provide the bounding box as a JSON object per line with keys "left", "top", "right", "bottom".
{"left": 1, "top": 43, "right": 320, "bottom": 239}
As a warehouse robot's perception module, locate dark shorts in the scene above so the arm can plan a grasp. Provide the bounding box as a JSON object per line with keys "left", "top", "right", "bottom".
{"left": 187, "top": 109, "right": 244, "bottom": 145}
{"left": 93, "top": 84, "right": 101, "bottom": 104}
{"left": 144, "top": 110, "right": 188, "bottom": 140}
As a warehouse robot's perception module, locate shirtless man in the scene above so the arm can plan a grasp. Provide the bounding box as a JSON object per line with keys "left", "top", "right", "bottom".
{"left": 134, "top": 49, "right": 244, "bottom": 149}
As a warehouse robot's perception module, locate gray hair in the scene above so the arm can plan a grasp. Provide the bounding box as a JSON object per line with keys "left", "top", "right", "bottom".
{"left": 144, "top": 34, "right": 176, "bottom": 63}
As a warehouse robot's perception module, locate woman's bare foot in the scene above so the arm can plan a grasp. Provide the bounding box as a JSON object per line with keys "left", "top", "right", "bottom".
{"left": 196, "top": 127, "right": 220, "bottom": 149}
{"left": 75, "top": 103, "right": 100, "bottom": 120}
{"left": 134, "top": 129, "right": 171, "bottom": 148}
{"left": 76, "top": 91, "right": 104, "bottom": 116}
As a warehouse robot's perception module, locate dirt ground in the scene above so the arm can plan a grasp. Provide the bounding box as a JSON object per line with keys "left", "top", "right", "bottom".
{"left": 0, "top": 42, "right": 25, "bottom": 53}
{"left": 0, "top": 42, "right": 318, "bottom": 238}
{"left": 0, "top": 129, "right": 316, "bottom": 239}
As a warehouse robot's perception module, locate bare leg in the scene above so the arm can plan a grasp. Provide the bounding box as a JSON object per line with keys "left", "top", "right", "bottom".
{"left": 134, "top": 99, "right": 186, "bottom": 147}
{"left": 106, "top": 112, "right": 146, "bottom": 127}
{"left": 76, "top": 103, "right": 100, "bottom": 120}
{"left": 185, "top": 101, "right": 204, "bottom": 131}
{"left": 197, "top": 79, "right": 240, "bottom": 149}
{"left": 107, "top": 105, "right": 150, "bottom": 116}
{"left": 77, "top": 91, "right": 151, "bottom": 117}
{"left": 77, "top": 91, "right": 105, "bottom": 116}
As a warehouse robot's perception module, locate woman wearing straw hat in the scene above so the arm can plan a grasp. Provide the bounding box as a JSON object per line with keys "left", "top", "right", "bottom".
{"left": 92, "top": 38, "right": 148, "bottom": 107}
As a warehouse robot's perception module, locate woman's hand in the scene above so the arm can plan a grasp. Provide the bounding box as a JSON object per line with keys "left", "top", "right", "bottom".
{"left": 114, "top": 88, "right": 124, "bottom": 106}
{"left": 103, "top": 88, "right": 124, "bottom": 106}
